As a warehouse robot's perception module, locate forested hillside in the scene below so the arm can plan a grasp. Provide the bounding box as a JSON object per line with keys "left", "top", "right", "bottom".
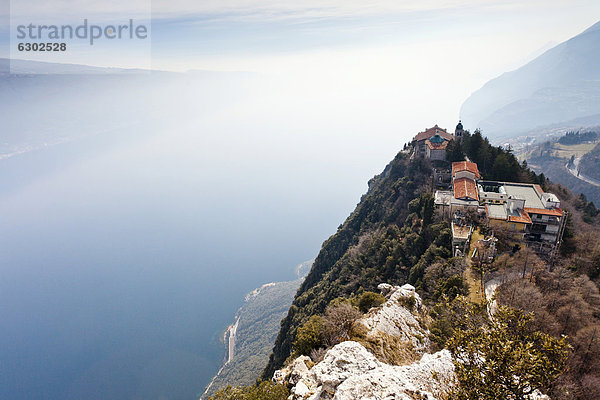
{"left": 580, "top": 141, "right": 600, "bottom": 181}
{"left": 520, "top": 129, "right": 600, "bottom": 206}
{"left": 210, "top": 130, "right": 600, "bottom": 400}
{"left": 205, "top": 279, "right": 303, "bottom": 395}
{"left": 263, "top": 130, "right": 549, "bottom": 378}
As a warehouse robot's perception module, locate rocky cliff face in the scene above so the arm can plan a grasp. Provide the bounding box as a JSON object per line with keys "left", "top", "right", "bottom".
{"left": 276, "top": 342, "right": 453, "bottom": 400}
{"left": 273, "top": 284, "right": 454, "bottom": 400}
{"left": 358, "top": 283, "right": 430, "bottom": 352}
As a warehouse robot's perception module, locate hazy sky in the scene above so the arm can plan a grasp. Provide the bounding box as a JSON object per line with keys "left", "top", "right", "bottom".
{"left": 1, "top": 0, "right": 599, "bottom": 132}
{"left": 0, "top": 4, "right": 599, "bottom": 398}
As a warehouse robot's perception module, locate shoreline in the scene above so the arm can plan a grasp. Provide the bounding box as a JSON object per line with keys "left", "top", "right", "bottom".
{"left": 200, "top": 316, "right": 240, "bottom": 399}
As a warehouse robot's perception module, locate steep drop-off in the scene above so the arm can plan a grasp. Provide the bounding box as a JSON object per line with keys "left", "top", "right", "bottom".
{"left": 263, "top": 152, "right": 447, "bottom": 376}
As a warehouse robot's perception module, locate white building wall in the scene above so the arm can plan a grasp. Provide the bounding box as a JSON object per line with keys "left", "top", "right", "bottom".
{"left": 429, "top": 148, "right": 446, "bottom": 161}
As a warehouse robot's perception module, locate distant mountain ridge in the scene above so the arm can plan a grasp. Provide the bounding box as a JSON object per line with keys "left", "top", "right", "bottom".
{"left": 460, "top": 20, "right": 600, "bottom": 140}
{"left": 0, "top": 58, "right": 152, "bottom": 75}
{"left": 0, "top": 58, "right": 256, "bottom": 160}
{"left": 516, "top": 129, "right": 600, "bottom": 206}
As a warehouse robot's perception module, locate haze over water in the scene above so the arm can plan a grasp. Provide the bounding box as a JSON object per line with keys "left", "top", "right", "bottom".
{"left": 0, "top": 72, "right": 414, "bottom": 400}
{"left": 1, "top": 1, "right": 599, "bottom": 399}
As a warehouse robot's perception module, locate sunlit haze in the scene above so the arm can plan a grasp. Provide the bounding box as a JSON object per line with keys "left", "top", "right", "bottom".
{"left": 0, "top": 1, "right": 599, "bottom": 399}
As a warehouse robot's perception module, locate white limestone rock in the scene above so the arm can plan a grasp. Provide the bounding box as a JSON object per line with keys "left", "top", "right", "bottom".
{"left": 333, "top": 348, "right": 454, "bottom": 400}
{"left": 276, "top": 341, "right": 454, "bottom": 400}
{"left": 376, "top": 283, "right": 394, "bottom": 296}
{"left": 358, "top": 283, "right": 429, "bottom": 351}
{"left": 273, "top": 355, "right": 312, "bottom": 386}
{"left": 274, "top": 283, "right": 553, "bottom": 400}
{"left": 309, "top": 341, "right": 381, "bottom": 393}
{"left": 292, "top": 380, "right": 311, "bottom": 398}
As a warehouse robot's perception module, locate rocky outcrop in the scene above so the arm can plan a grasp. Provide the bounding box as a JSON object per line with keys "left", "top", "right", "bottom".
{"left": 358, "top": 284, "right": 429, "bottom": 352}
{"left": 274, "top": 284, "right": 453, "bottom": 400}
{"left": 274, "top": 283, "right": 554, "bottom": 400}
{"left": 275, "top": 341, "right": 454, "bottom": 400}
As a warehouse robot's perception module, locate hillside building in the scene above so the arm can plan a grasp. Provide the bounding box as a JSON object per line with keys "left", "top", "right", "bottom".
{"left": 434, "top": 161, "right": 481, "bottom": 214}
{"left": 454, "top": 120, "right": 464, "bottom": 141}
{"left": 435, "top": 161, "right": 567, "bottom": 256}
{"left": 411, "top": 122, "right": 466, "bottom": 162}
{"left": 452, "top": 161, "right": 480, "bottom": 181}
{"left": 412, "top": 125, "right": 454, "bottom": 158}
{"left": 425, "top": 134, "right": 450, "bottom": 161}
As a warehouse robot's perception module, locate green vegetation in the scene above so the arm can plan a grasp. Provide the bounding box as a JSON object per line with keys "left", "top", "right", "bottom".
{"left": 292, "top": 302, "right": 361, "bottom": 358}
{"left": 292, "top": 315, "right": 324, "bottom": 357}
{"left": 573, "top": 192, "right": 599, "bottom": 224}
{"left": 357, "top": 291, "right": 386, "bottom": 313}
{"left": 448, "top": 307, "right": 570, "bottom": 399}
{"left": 580, "top": 141, "right": 600, "bottom": 182}
{"left": 205, "top": 279, "right": 303, "bottom": 394}
{"left": 558, "top": 130, "right": 598, "bottom": 145}
{"left": 458, "top": 130, "right": 545, "bottom": 184}
{"left": 206, "top": 381, "right": 289, "bottom": 400}
{"left": 263, "top": 131, "right": 542, "bottom": 378}
{"left": 428, "top": 296, "right": 486, "bottom": 351}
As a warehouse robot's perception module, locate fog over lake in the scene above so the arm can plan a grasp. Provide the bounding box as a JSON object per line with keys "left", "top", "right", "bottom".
{"left": 0, "top": 70, "right": 417, "bottom": 400}
{"left": 2, "top": 2, "right": 597, "bottom": 397}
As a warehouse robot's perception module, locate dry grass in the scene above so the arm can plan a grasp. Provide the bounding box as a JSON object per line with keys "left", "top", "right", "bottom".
{"left": 464, "top": 228, "right": 485, "bottom": 304}
{"left": 351, "top": 324, "right": 421, "bottom": 366}
{"left": 551, "top": 141, "right": 599, "bottom": 159}
{"left": 463, "top": 267, "right": 484, "bottom": 305}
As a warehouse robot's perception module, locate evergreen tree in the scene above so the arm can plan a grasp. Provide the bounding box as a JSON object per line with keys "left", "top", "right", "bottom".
{"left": 448, "top": 307, "right": 570, "bottom": 399}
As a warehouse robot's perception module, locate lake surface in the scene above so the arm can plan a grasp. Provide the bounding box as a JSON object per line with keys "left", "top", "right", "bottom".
{"left": 0, "top": 69, "right": 410, "bottom": 399}
{"left": 0, "top": 121, "right": 362, "bottom": 400}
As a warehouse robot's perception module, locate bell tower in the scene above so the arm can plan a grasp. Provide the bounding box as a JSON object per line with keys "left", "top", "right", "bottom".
{"left": 455, "top": 120, "right": 464, "bottom": 141}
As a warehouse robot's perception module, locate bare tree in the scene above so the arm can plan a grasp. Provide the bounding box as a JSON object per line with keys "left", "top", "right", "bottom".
{"left": 322, "top": 303, "right": 362, "bottom": 346}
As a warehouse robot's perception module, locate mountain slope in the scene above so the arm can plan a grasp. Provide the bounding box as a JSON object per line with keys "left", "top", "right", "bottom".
{"left": 209, "top": 130, "right": 600, "bottom": 400}
{"left": 580, "top": 141, "right": 600, "bottom": 182}
{"left": 460, "top": 21, "right": 600, "bottom": 139}
{"left": 517, "top": 129, "right": 600, "bottom": 206}
{"left": 260, "top": 140, "right": 498, "bottom": 377}
{"left": 262, "top": 130, "right": 557, "bottom": 378}
{"left": 202, "top": 260, "right": 313, "bottom": 397}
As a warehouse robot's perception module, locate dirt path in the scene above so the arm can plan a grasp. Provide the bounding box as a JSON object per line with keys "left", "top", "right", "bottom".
{"left": 484, "top": 273, "right": 520, "bottom": 317}
{"left": 464, "top": 229, "right": 485, "bottom": 305}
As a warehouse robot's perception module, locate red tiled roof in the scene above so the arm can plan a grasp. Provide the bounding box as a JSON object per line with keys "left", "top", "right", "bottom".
{"left": 413, "top": 125, "right": 454, "bottom": 142}
{"left": 509, "top": 209, "right": 532, "bottom": 224}
{"left": 523, "top": 207, "right": 564, "bottom": 217}
{"left": 426, "top": 140, "right": 449, "bottom": 150}
{"left": 454, "top": 177, "right": 479, "bottom": 201}
{"left": 485, "top": 205, "right": 532, "bottom": 224}
{"left": 452, "top": 161, "right": 481, "bottom": 179}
